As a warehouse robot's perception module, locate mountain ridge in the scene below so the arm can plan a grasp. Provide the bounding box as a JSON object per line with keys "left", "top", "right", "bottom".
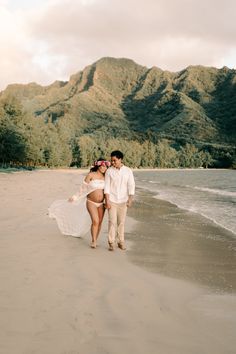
{"left": 1, "top": 56, "right": 236, "bottom": 146}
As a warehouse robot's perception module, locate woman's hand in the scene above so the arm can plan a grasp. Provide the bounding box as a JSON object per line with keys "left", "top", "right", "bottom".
{"left": 105, "top": 202, "right": 111, "bottom": 209}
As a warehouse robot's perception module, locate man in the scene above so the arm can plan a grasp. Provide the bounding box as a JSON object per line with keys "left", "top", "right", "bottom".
{"left": 104, "top": 150, "right": 135, "bottom": 251}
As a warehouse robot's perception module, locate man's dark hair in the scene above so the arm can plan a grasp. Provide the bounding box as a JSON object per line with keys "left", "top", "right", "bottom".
{"left": 111, "top": 150, "right": 123, "bottom": 159}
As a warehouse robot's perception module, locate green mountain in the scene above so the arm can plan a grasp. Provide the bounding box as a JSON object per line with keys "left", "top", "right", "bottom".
{"left": 0, "top": 57, "right": 236, "bottom": 168}
{"left": 1, "top": 57, "right": 236, "bottom": 145}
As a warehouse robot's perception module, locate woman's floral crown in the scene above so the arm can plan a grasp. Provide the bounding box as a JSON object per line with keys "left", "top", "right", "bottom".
{"left": 94, "top": 160, "right": 111, "bottom": 167}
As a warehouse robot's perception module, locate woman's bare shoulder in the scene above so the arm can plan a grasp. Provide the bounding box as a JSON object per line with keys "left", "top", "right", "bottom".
{"left": 84, "top": 172, "right": 94, "bottom": 183}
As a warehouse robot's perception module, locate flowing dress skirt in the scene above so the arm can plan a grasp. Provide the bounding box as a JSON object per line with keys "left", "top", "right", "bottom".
{"left": 48, "top": 196, "right": 91, "bottom": 237}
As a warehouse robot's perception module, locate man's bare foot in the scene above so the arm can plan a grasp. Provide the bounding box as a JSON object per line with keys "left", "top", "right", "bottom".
{"left": 117, "top": 242, "right": 126, "bottom": 250}
{"left": 108, "top": 242, "right": 114, "bottom": 251}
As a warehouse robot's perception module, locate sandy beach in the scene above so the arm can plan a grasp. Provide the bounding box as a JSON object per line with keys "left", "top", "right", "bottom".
{"left": 0, "top": 169, "right": 236, "bottom": 354}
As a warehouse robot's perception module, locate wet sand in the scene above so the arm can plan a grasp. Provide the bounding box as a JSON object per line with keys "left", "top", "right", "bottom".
{"left": 127, "top": 189, "right": 236, "bottom": 293}
{"left": 0, "top": 170, "right": 236, "bottom": 354}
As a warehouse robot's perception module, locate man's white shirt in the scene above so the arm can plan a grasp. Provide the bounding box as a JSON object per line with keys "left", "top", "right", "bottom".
{"left": 104, "top": 165, "right": 135, "bottom": 203}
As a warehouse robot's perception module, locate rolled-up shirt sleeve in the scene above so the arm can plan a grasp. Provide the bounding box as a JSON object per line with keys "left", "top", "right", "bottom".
{"left": 104, "top": 170, "right": 111, "bottom": 195}
{"left": 128, "top": 170, "right": 135, "bottom": 195}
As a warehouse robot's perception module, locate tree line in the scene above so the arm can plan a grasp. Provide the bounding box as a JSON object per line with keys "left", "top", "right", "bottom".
{"left": 0, "top": 96, "right": 235, "bottom": 169}
{"left": 77, "top": 135, "right": 213, "bottom": 168}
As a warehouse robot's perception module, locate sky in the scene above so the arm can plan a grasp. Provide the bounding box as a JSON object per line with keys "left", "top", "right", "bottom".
{"left": 0, "top": 0, "right": 235, "bottom": 90}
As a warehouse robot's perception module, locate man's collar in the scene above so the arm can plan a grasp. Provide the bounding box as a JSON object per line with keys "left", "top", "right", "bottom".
{"left": 114, "top": 164, "right": 124, "bottom": 170}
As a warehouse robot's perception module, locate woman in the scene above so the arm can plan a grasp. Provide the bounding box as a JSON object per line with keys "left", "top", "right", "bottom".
{"left": 71, "top": 158, "right": 110, "bottom": 248}
{"left": 48, "top": 159, "right": 110, "bottom": 248}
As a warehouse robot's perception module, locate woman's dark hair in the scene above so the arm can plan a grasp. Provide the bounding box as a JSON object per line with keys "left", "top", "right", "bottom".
{"left": 90, "top": 157, "right": 106, "bottom": 172}
{"left": 111, "top": 150, "right": 123, "bottom": 159}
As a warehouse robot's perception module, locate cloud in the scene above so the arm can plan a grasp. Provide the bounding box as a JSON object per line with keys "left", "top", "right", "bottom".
{"left": 0, "top": 0, "right": 236, "bottom": 90}
{"left": 0, "top": 1, "right": 64, "bottom": 90}
{"left": 0, "top": 5, "right": 32, "bottom": 88}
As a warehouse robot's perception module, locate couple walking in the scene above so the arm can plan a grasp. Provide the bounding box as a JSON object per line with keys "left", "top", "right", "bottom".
{"left": 49, "top": 150, "right": 135, "bottom": 251}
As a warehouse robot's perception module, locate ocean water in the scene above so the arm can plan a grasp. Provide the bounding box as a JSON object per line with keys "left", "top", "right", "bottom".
{"left": 134, "top": 169, "right": 236, "bottom": 237}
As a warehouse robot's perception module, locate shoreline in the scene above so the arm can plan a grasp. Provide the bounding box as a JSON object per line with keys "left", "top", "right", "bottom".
{"left": 133, "top": 169, "right": 236, "bottom": 238}
{"left": 153, "top": 194, "right": 236, "bottom": 238}
{"left": 0, "top": 167, "right": 233, "bottom": 175}
{"left": 1, "top": 170, "right": 236, "bottom": 353}
{"left": 127, "top": 188, "right": 236, "bottom": 293}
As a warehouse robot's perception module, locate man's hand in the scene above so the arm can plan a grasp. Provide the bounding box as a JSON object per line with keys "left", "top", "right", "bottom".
{"left": 126, "top": 196, "right": 133, "bottom": 208}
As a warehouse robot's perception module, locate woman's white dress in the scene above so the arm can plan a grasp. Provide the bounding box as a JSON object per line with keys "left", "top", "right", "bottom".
{"left": 48, "top": 179, "right": 105, "bottom": 237}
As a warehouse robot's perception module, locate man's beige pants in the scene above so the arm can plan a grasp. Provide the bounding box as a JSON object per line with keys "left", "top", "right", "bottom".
{"left": 108, "top": 202, "right": 127, "bottom": 244}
